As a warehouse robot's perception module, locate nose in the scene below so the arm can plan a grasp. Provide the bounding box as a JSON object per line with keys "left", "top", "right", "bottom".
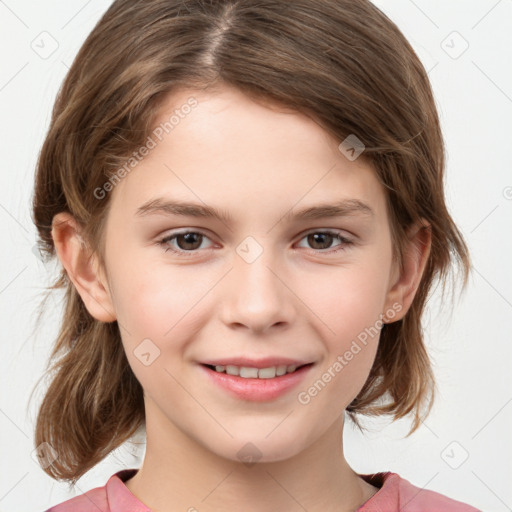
{"left": 219, "top": 242, "right": 296, "bottom": 334}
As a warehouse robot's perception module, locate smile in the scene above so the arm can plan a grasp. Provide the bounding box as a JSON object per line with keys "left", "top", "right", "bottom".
{"left": 199, "top": 363, "right": 315, "bottom": 401}
{"left": 204, "top": 363, "right": 308, "bottom": 379}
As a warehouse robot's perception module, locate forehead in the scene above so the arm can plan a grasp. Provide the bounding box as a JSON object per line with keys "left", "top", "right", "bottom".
{"left": 107, "top": 85, "right": 388, "bottom": 226}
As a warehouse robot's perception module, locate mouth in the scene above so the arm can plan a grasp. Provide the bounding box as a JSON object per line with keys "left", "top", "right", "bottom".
{"left": 201, "top": 362, "right": 314, "bottom": 379}
{"left": 198, "top": 361, "right": 315, "bottom": 401}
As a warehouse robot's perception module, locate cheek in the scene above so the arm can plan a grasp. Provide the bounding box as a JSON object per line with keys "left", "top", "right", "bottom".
{"left": 296, "top": 256, "right": 390, "bottom": 402}
{"left": 109, "top": 258, "right": 214, "bottom": 385}
{"left": 297, "top": 274, "right": 384, "bottom": 414}
{"left": 309, "top": 258, "right": 392, "bottom": 342}
{"left": 110, "top": 255, "right": 207, "bottom": 335}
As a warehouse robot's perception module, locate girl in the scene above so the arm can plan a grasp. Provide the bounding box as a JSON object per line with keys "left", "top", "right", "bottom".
{"left": 32, "top": 0, "right": 479, "bottom": 510}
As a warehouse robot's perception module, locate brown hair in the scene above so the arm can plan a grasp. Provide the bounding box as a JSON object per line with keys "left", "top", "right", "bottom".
{"left": 31, "top": 0, "right": 470, "bottom": 483}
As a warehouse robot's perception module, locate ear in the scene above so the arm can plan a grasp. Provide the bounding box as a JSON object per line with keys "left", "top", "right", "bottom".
{"left": 51, "top": 212, "right": 116, "bottom": 323}
{"left": 383, "top": 220, "right": 431, "bottom": 323}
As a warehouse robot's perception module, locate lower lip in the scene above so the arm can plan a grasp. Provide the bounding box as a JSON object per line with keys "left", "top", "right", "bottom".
{"left": 199, "top": 364, "right": 314, "bottom": 402}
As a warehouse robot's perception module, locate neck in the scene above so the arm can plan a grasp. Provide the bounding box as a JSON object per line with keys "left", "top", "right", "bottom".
{"left": 125, "top": 403, "right": 378, "bottom": 512}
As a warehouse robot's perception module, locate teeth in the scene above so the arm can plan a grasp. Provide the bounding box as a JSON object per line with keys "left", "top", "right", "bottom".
{"left": 276, "top": 365, "right": 287, "bottom": 376}
{"left": 226, "top": 365, "right": 238, "bottom": 376}
{"left": 239, "top": 367, "right": 259, "bottom": 378}
{"left": 211, "top": 364, "right": 302, "bottom": 379}
{"left": 258, "top": 367, "right": 276, "bottom": 379}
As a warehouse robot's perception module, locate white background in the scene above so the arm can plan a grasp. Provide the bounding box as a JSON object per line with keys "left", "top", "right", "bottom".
{"left": 0, "top": 1, "right": 511, "bottom": 510}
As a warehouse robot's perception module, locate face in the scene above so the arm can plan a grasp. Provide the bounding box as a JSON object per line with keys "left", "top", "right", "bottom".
{"left": 97, "top": 85, "right": 400, "bottom": 463}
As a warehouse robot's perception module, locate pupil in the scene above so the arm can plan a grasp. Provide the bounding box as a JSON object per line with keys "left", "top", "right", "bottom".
{"left": 309, "top": 233, "right": 332, "bottom": 249}
{"left": 179, "top": 233, "right": 201, "bottom": 250}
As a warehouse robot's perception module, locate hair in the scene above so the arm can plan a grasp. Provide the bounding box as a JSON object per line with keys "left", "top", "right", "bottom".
{"left": 31, "top": 0, "right": 470, "bottom": 484}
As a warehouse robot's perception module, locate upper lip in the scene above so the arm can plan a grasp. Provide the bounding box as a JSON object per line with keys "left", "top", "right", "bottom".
{"left": 200, "top": 357, "right": 314, "bottom": 369}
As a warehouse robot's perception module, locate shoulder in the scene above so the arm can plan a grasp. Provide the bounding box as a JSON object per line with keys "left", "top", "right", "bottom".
{"left": 44, "top": 484, "right": 108, "bottom": 512}
{"left": 44, "top": 469, "right": 143, "bottom": 512}
{"left": 358, "top": 471, "right": 481, "bottom": 511}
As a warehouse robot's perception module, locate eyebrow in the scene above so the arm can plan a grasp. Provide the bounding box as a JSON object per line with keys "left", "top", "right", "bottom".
{"left": 135, "top": 197, "right": 374, "bottom": 223}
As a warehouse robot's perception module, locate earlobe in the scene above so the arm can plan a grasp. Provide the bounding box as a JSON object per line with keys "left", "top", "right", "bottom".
{"left": 384, "top": 220, "right": 431, "bottom": 323}
{"left": 51, "top": 212, "right": 116, "bottom": 323}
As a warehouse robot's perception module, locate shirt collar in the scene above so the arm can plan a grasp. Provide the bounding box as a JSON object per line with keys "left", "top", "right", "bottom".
{"left": 105, "top": 469, "right": 396, "bottom": 511}
{"left": 106, "top": 469, "right": 151, "bottom": 512}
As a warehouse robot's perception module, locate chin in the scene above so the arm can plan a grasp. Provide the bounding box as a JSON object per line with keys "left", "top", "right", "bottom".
{"left": 206, "top": 433, "right": 307, "bottom": 466}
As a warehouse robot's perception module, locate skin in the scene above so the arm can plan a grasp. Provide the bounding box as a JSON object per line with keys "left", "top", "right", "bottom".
{"left": 52, "top": 84, "right": 430, "bottom": 511}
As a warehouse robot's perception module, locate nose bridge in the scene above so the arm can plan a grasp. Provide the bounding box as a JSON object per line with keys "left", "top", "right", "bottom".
{"left": 222, "top": 234, "right": 292, "bottom": 330}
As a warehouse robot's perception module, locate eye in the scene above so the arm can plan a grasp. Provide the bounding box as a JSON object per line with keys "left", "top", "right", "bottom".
{"left": 158, "top": 230, "right": 214, "bottom": 256}
{"left": 296, "top": 230, "right": 353, "bottom": 254}
{"left": 157, "top": 229, "right": 353, "bottom": 257}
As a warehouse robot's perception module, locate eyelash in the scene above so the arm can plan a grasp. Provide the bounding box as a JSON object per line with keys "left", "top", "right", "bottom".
{"left": 157, "top": 229, "right": 353, "bottom": 257}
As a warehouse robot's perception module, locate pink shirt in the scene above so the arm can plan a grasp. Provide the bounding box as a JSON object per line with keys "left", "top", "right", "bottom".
{"left": 45, "top": 469, "right": 481, "bottom": 511}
